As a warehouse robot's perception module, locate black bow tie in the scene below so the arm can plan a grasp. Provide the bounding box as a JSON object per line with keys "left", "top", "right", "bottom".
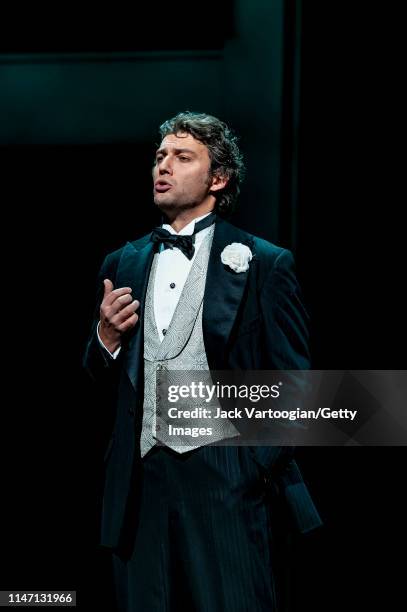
{"left": 150, "top": 213, "right": 216, "bottom": 260}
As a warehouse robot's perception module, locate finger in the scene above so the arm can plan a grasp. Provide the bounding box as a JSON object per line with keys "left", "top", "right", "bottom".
{"left": 113, "top": 293, "right": 134, "bottom": 311}
{"left": 103, "top": 279, "right": 114, "bottom": 297}
{"left": 103, "top": 285, "right": 133, "bottom": 308}
{"left": 106, "top": 297, "right": 139, "bottom": 321}
{"left": 117, "top": 313, "right": 139, "bottom": 332}
{"left": 111, "top": 300, "right": 140, "bottom": 325}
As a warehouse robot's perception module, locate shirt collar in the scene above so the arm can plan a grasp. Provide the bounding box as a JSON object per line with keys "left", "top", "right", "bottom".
{"left": 162, "top": 211, "right": 212, "bottom": 236}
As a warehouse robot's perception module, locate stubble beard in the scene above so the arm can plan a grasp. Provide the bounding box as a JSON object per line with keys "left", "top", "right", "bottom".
{"left": 154, "top": 174, "right": 213, "bottom": 212}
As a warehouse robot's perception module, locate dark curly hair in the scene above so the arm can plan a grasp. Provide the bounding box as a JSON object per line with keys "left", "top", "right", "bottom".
{"left": 158, "top": 111, "right": 245, "bottom": 217}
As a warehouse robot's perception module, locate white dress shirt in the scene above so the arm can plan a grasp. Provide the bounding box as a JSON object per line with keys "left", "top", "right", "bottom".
{"left": 98, "top": 211, "right": 213, "bottom": 357}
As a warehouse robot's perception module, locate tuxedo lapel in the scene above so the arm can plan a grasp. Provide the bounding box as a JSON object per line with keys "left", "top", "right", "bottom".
{"left": 115, "top": 236, "right": 155, "bottom": 393}
{"left": 203, "top": 219, "right": 255, "bottom": 369}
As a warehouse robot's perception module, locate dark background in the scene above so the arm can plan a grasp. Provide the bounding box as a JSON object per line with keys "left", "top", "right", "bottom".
{"left": 1, "top": 1, "right": 405, "bottom": 610}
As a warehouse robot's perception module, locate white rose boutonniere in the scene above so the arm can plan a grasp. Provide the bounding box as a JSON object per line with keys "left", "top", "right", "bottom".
{"left": 220, "top": 242, "right": 253, "bottom": 273}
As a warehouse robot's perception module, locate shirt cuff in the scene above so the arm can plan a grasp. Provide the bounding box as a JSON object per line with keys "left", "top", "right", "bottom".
{"left": 97, "top": 321, "right": 121, "bottom": 359}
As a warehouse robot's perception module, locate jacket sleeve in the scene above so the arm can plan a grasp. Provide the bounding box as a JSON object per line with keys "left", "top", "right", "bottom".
{"left": 252, "top": 248, "right": 310, "bottom": 474}
{"left": 257, "top": 250, "right": 322, "bottom": 533}
{"left": 260, "top": 248, "right": 310, "bottom": 371}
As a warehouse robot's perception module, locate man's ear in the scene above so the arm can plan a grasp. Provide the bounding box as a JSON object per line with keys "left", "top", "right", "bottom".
{"left": 209, "top": 172, "right": 229, "bottom": 193}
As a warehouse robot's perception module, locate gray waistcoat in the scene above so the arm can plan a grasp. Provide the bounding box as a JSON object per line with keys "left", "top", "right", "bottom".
{"left": 140, "top": 227, "right": 239, "bottom": 457}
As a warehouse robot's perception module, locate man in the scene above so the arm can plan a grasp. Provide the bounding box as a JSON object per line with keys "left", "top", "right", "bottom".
{"left": 83, "top": 111, "right": 322, "bottom": 611}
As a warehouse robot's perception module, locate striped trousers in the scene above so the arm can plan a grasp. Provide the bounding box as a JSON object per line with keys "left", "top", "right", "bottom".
{"left": 111, "top": 444, "right": 290, "bottom": 612}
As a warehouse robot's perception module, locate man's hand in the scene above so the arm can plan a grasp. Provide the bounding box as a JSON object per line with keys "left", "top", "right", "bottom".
{"left": 99, "top": 279, "right": 140, "bottom": 353}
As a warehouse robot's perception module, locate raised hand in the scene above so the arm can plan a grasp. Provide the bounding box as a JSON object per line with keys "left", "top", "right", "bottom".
{"left": 99, "top": 279, "right": 140, "bottom": 353}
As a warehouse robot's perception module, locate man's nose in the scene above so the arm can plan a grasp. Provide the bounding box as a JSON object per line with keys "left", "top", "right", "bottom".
{"left": 159, "top": 157, "right": 173, "bottom": 174}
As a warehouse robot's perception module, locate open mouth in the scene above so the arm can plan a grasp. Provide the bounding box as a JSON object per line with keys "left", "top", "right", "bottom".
{"left": 155, "top": 182, "right": 172, "bottom": 192}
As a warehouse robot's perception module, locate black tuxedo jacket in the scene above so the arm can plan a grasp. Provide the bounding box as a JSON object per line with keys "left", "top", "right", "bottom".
{"left": 83, "top": 218, "right": 322, "bottom": 548}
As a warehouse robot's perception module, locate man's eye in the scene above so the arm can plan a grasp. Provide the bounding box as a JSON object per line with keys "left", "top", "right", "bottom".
{"left": 155, "top": 156, "right": 163, "bottom": 163}
{"left": 179, "top": 156, "right": 190, "bottom": 161}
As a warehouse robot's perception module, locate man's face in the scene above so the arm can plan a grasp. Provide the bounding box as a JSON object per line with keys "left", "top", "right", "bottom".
{"left": 152, "top": 132, "right": 214, "bottom": 212}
